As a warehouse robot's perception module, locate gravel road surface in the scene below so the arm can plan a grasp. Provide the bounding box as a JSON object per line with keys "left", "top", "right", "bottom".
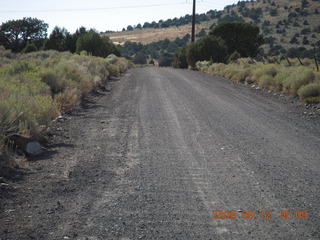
{"left": 1, "top": 67, "right": 320, "bottom": 240}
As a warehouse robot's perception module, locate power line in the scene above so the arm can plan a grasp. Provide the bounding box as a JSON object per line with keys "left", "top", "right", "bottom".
{"left": 0, "top": 2, "right": 187, "bottom": 14}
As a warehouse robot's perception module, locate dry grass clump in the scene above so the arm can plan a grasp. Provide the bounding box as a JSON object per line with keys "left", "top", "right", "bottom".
{"left": 297, "top": 83, "right": 320, "bottom": 103}
{"left": 196, "top": 58, "right": 319, "bottom": 102}
{"left": 196, "top": 61, "right": 211, "bottom": 73}
{"left": 0, "top": 49, "right": 132, "bottom": 170}
{"left": 282, "top": 67, "right": 315, "bottom": 96}
{"left": 199, "top": 60, "right": 253, "bottom": 83}
{"left": 105, "top": 54, "right": 133, "bottom": 76}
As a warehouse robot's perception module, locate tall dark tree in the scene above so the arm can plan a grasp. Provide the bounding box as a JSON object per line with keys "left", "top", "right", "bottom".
{"left": 65, "top": 26, "right": 88, "bottom": 53}
{"left": 0, "top": 17, "right": 48, "bottom": 52}
{"left": 209, "top": 22, "right": 264, "bottom": 58}
{"left": 45, "top": 26, "right": 70, "bottom": 51}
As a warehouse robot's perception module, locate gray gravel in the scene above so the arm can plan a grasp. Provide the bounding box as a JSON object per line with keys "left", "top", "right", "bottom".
{"left": 1, "top": 67, "right": 320, "bottom": 240}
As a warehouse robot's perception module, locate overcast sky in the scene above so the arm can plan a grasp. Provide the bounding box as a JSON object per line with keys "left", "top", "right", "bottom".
{"left": 0, "top": 0, "right": 239, "bottom": 33}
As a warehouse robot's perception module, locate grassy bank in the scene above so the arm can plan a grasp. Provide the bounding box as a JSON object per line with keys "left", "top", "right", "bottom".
{"left": 0, "top": 47, "right": 132, "bottom": 169}
{"left": 196, "top": 58, "right": 320, "bottom": 103}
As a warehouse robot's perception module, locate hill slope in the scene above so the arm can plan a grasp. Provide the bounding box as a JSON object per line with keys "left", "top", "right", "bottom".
{"left": 106, "top": 0, "right": 320, "bottom": 56}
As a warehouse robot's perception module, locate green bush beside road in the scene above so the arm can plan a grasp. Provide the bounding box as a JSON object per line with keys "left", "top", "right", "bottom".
{"left": 0, "top": 48, "right": 132, "bottom": 169}
{"left": 196, "top": 58, "right": 320, "bottom": 103}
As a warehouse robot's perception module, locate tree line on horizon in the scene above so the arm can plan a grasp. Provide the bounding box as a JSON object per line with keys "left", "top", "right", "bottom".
{"left": 0, "top": 17, "right": 120, "bottom": 57}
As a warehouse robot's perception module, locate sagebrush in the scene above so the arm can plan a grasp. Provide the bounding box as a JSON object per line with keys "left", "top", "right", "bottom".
{"left": 196, "top": 58, "right": 320, "bottom": 102}
{"left": 0, "top": 49, "right": 132, "bottom": 168}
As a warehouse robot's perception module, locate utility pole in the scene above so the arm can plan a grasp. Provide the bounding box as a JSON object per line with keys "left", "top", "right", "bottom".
{"left": 191, "top": 0, "right": 196, "bottom": 42}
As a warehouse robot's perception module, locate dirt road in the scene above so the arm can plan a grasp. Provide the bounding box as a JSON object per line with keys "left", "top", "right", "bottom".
{"left": 1, "top": 67, "right": 320, "bottom": 239}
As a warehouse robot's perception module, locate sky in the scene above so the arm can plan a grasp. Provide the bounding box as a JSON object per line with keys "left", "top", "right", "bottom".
{"left": 0, "top": 0, "right": 240, "bottom": 34}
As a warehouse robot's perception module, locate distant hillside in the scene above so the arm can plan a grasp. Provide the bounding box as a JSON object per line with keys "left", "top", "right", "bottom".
{"left": 105, "top": 24, "right": 206, "bottom": 45}
{"left": 106, "top": 0, "right": 320, "bottom": 57}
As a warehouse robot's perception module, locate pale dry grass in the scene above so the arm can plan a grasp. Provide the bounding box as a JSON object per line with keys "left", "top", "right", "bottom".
{"left": 104, "top": 24, "right": 206, "bottom": 45}
{"left": 0, "top": 49, "right": 132, "bottom": 170}
{"left": 197, "top": 58, "right": 320, "bottom": 102}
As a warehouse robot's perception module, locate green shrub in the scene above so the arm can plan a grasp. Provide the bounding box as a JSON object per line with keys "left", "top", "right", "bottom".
{"left": 227, "top": 51, "right": 241, "bottom": 63}
{"left": 76, "top": 31, "right": 118, "bottom": 58}
{"left": 187, "top": 36, "right": 227, "bottom": 68}
{"left": 298, "top": 83, "right": 320, "bottom": 101}
{"left": 105, "top": 61, "right": 120, "bottom": 77}
{"left": 0, "top": 46, "right": 14, "bottom": 60}
{"left": 196, "top": 58, "right": 318, "bottom": 102}
{"left": 173, "top": 48, "right": 188, "bottom": 69}
{"left": 40, "top": 70, "right": 74, "bottom": 94}
{"left": 282, "top": 67, "right": 315, "bottom": 95}
{"left": 252, "top": 64, "right": 278, "bottom": 82}
{"left": 22, "top": 43, "right": 38, "bottom": 53}
{"left": 0, "top": 50, "right": 132, "bottom": 158}
{"left": 209, "top": 22, "right": 264, "bottom": 58}
{"left": 133, "top": 52, "right": 147, "bottom": 65}
{"left": 4, "top": 61, "right": 38, "bottom": 75}
{"left": 258, "top": 75, "right": 275, "bottom": 88}
{"left": 196, "top": 61, "right": 211, "bottom": 72}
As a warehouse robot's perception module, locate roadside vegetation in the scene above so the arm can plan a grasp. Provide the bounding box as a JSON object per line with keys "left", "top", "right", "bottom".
{"left": 0, "top": 16, "right": 133, "bottom": 173}
{"left": 196, "top": 58, "right": 320, "bottom": 103}
{"left": 174, "top": 22, "right": 264, "bottom": 68}
{"left": 0, "top": 48, "right": 131, "bottom": 171}
{"left": 170, "top": 21, "right": 320, "bottom": 104}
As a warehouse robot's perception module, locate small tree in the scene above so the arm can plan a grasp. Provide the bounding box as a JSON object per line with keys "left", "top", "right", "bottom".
{"left": 76, "top": 31, "right": 119, "bottom": 57}
{"left": 45, "top": 26, "right": 70, "bottom": 51}
{"left": 187, "top": 35, "right": 227, "bottom": 68}
{"left": 209, "top": 22, "right": 264, "bottom": 58}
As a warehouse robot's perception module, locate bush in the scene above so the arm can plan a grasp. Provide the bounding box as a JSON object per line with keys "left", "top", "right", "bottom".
{"left": 159, "top": 52, "right": 174, "bottom": 67}
{"left": 22, "top": 43, "right": 38, "bottom": 53}
{"left": 282, "top": 67, "right": 315, "bottom": 95}
{"left": 258, "top": 75, "right": 275, "bottom": 88}
{"left": 209, "top": 22, "right": 264, "bottom": 58}
{"left": 195, "top": 61, "right": 211, "bottom": 72}
{"left": 0, "top": 46, "right": 14, "bottom": 59}
{"left": 187, "top": 36, "right": 227, "bottom": 68}
{"left": 196, "top": 58, "right": 318, "bottom": 99}
{"left": 252, "top": 64, "right": 279, "bottom": 83}
{"left": 0, "top": 50, "right": 132, "bottom": 163}
{"left": 297, "top": 83, "right": 320, "bottom": 102}
{"left": 173, "top": 48, "right": 188, "bottom": 68}
{"left": 227, "top": 51, "right": 241, "bottom": 63}
{"left": 76, "top": 31, "right": 118, "bottom": 58}
{"left": 133, "top": 52, "right": 147, "bottom": 64}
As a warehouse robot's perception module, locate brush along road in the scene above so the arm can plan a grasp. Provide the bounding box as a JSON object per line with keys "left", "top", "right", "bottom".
{"left": 1, "top": 67, "right": 320, "bottom": 239}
